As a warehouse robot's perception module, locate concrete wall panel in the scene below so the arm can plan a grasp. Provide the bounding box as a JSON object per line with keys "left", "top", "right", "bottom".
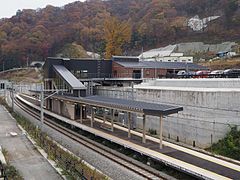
{"left": 97, "top": 80, "right": 240, "bottom": 148}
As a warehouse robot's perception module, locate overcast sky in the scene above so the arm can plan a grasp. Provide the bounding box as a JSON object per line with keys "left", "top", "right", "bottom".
{"left": 0, "top": 0, "right": 85, "bottom": 18}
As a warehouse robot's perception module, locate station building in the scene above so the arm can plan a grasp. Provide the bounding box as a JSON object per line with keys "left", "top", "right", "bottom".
{"left": 41, "top": 56, "right": 204, "bottom": 126}
{"left": 44, "top": 57, "right": 207, "bottom": 92}
{"left": 40, "top": 57, "right": 185, "bottom": 149}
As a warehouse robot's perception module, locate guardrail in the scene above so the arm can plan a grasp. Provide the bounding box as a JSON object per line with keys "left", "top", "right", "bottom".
{"left": 0, "top": 67, "right": 35, "bottom": 75}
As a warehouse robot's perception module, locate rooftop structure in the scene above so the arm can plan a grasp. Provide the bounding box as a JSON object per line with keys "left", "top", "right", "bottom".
{"left": 115, "top": 61, "right": 205, "bottom": 70}
{"left": 43, "top": 57, "right": 208, "bottom": 95}
{"left": 139, "top": 45, "right": 193, "bottom": 63}
{"left": 53, "top": 65, "right": 86, "bottom": 90}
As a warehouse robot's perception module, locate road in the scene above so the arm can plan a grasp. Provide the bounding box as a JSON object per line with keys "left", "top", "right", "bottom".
{"left": 0, "top": 104, "right": 62, "bottom": 180}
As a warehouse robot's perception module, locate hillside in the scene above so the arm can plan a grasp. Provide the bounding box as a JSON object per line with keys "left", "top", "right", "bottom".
{"left": 0, "top": 68, "right": 42, "bottom": 83}
{"left": 56, "top": 43, "right": 90, "bottom": 58}
{"left": 199, "top": 57, "right": 240, "bottom": 70}
{"left": 0, "top": 0, "right": 239, "bottom": 70}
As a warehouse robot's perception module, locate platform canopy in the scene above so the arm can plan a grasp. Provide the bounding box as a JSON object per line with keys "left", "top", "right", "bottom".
{"left": 54, "top": 95, "right": 183, "bottom": 116}
{"left": 53, "top": 65, "right": 86, "bottom": 90}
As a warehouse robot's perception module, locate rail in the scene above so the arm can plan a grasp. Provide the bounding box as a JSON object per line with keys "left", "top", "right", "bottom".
{"left": 15, "top": 94, "right": 240, "bottom": 180}
{"left": 14, "top": 96, "right": 167, "bottom": 180}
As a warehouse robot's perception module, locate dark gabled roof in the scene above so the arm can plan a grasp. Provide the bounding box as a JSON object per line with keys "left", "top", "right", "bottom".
{"left": 53, "top": 65, "right": 86, "bottom": 90}
{"left": 116, "top": 61, "right": 207, "bottom": 70}
{"left": 54, "top": 95, "right": 183, "bottom": 116}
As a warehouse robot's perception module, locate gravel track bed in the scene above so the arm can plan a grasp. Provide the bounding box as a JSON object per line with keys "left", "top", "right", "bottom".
{"left": 14, "top": 103, "right": 145, "bottom": 180}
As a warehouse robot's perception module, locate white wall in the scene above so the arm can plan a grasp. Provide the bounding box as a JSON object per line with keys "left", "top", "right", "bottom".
{"left": 97, "top": 79, "right": 240, "bottom": 148}
{"left": 142, "top": 56, "right": 193, "bottom": 63}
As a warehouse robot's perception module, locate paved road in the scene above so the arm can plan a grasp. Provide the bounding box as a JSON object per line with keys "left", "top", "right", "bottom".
{"left": 0, "top": 104, "right": 62, "bottom": 180}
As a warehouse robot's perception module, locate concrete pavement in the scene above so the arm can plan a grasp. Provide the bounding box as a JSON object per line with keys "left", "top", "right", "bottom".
{"left": 0, "top": 104, "right": 62, "bottom": 180}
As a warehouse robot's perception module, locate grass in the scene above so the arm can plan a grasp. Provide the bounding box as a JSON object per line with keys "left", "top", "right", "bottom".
{"left": 208, "top": 125, "right": 240, "bottom": 161}
{"left": 0, "top": 68, "right": 42, "bottom": 83}
{"left": 1, "top": 148, "right": 23, "bottom": 180}
{"left": 0, "top": 97, "right": 107, "bottom": 180}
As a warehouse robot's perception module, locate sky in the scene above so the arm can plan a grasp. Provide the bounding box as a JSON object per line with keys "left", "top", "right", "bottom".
{"left": 0, "top": 0, "right": 85, "bottom": 18}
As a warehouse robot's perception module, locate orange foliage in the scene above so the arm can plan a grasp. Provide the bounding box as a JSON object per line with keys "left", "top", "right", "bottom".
{"left": 0, "top": 0, "right": 239, "bottom": 69}
{"left": 104, "top": 17, "right": 131, "bottom": 59}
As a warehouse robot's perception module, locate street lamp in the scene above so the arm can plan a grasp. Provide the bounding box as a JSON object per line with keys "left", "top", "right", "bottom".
{"left": 10, "top": 82, "right": 14, "bottom": 112}
{"left": 2, "top": 60, "right": 4, "bottom": 72}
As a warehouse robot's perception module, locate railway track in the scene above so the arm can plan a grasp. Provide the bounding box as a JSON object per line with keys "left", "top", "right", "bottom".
{"left": 14, "top": 96, "right": 168, "bottom": 180}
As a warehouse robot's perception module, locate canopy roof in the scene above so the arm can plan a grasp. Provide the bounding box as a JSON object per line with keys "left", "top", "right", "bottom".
{"left": 53, "top": 65, "right": 86, "bottom": 90}
{"left": 53, "top": 95, "right": 183, "bottom": 116}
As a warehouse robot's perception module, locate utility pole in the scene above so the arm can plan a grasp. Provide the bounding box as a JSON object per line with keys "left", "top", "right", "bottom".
{"left": 131, "top": 81, "right": 134, "bottom": 100}
{"left": 3, "top": 81, "right": 6, "bottom": 100}
{"left": 40, "top": 82, "right": 44, "bottom": 125}
{"left": 11, "top": 82, "right": 14, "bottom": 112}
{"left": 27, "top": 56, "right": 29, "bottom": 67}
{"left": 154, "top": 56, "right": 157, "bottom": 79}
{"left": 2, "top": 61, "right": 4, "bottom": 72}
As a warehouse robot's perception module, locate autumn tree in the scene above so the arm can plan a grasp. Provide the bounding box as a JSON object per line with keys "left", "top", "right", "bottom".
{"left": 104, "top": 17, "right": 131, "bottom": 59}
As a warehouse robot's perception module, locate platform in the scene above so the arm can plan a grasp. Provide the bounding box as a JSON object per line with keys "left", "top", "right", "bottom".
{"left": 16, "top": 95, "right": 240, "bottom": 180}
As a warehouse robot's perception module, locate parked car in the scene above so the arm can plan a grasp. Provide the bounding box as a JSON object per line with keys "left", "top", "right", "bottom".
{"left": 223, "top": 69, "right": 240, "bottom": 78}
{"left": 195, "top": 70, "right": 210, "bottom": 78}
{"left": 209, "top": 70, "right": 224, "bottom": 78}
{"left": 177, "top": 70, "right": 196, "bottom": 78}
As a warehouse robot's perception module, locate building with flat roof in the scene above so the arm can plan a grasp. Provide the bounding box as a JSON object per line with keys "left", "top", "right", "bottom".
{"left": 112, "top": 56, "right": 207, "bottom": 79}
{"left": 43, "top": 57, "right": 207, "bottom": 96}
{"left": 139, "top": 45, "right": 194, "bottom": 63}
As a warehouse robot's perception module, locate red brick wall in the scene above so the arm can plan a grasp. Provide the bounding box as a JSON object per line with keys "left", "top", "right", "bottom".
{"left": 112, "top": 61, "right": 168, "bottom": 78}
{"left": 144, "top": 69, "right": 167, "bottom": 78}
{"left": 112, "top": 61, "right": 135, "bottom": 78}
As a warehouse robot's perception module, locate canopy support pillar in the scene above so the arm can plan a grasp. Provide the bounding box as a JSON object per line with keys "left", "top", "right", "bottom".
{"left": 128, "top": 112, "right": 131, "bottom": 138}
{"left": 142, "top": 114, "right": 146, "bottom": 143}
{"left": 80, "top": 104, "right": 83, "bottom": 123}
{"left": 111, "top": 109, "right": 115, "bottom": 132}
{"left": 103, "top": 108, "right": 106, "bottom": 124}
{"left": 91, "top": 106, "right": 94, "bottom": 127}
{"left": 159, "top": 115, "right": 163, "bottom": 149}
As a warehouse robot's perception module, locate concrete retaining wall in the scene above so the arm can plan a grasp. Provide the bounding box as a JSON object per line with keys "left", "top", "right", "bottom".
{"left": 97, "top": 79, "right": 240, "bottom": 148}
{"left": 144, "top": 78, "right": 240, "bottom": 88}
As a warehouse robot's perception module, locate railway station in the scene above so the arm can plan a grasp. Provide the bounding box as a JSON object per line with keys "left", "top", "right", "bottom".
{"left": 46, "top": 94, "right": 183, "bottom": 149}
{"left": 1, "top": 56, "right": 237, "bottom": 179}
{"left": 6, "top": 56, "right": 236, "bottom": 179}
{"left": 32, "top": 56, "right": 183, "bottom": 149}
{"left": 37, "top": 57, "right": 187, "bottom": 149}
{"left": 16, "top": 94, "right": 240, "bottom": 180}
{"left": 1, "top": 1, "right": 240, "bottom": 179}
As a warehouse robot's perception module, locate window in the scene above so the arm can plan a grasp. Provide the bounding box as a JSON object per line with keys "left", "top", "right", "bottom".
{"left": 80, "top": 70, "right": 88, "bottom": 78}
{"left": 0, "top": 83, "right": 4, "bottom": 89}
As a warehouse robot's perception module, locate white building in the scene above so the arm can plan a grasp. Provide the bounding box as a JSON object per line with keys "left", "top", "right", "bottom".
{"left": 139, "top": 45, "right": 193, "bottom": 63}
